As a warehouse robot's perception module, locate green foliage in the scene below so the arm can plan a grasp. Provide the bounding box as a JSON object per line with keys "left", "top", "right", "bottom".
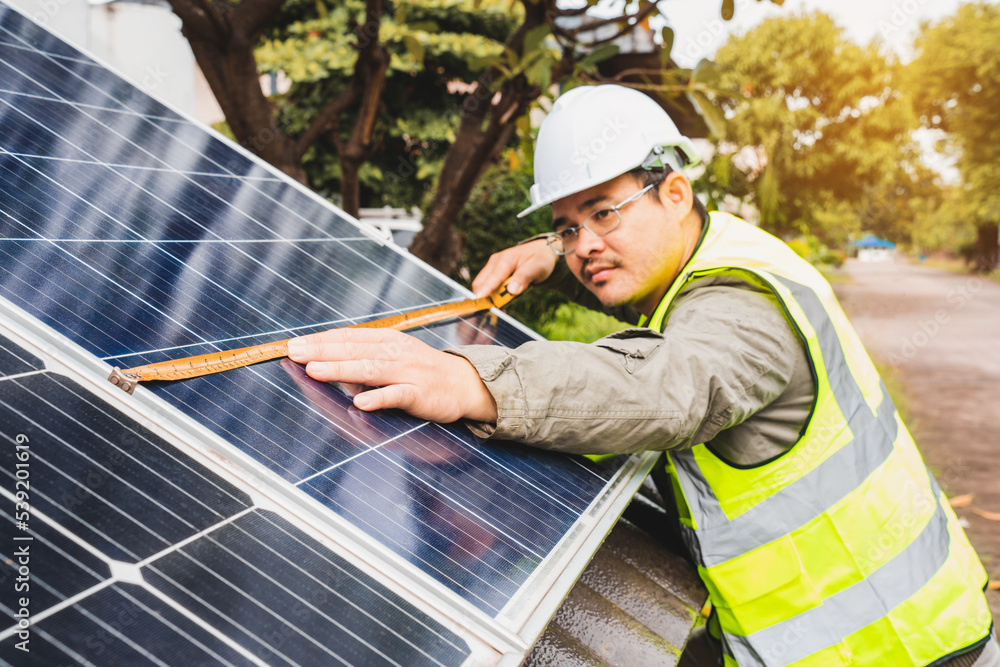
{"left": 908, "top": 187, "right": 977, "bottom": 253}
{"left": 908, "top": 3, "right": 1000, "bottom": 245}
{"left": 785, "top": 234, "right": 845, "bottom": 268}
{"left": 257, "top": 0, "right": 520, "bottom": 208}
{"left": 709, "top": 12, "right": 918, "bottom": 246}
{"left": 537, "top": 303, "right": 630, "bottom": 343}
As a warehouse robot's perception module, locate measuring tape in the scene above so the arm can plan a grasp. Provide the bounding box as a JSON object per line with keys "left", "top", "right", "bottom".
{"left": 108, "top": 280, "right": 517, "bottom": 394}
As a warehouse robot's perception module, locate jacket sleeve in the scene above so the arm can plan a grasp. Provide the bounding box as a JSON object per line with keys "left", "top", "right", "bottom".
{"left": 446, "top": 282, "right": 806, "bottom": 456}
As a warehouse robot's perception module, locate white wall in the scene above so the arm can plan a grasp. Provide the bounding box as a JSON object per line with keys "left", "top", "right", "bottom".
{"left": 7, "top": 0, "right": 90, "bottom": 48}
{"left": 6, "top": 0, "right": 224, "bottom": 124}
{"left": 88, "top": 2, "right": 196, "bottom": 114}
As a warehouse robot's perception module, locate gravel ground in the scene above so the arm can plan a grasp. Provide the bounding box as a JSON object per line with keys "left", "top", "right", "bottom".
{"left": 832, "top": 258, "right": 1000, "bottom": 620}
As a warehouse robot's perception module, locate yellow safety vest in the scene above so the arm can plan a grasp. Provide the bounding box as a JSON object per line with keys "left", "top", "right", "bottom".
{"left": 643, "top": 212, "right": 991, "bottom": 666}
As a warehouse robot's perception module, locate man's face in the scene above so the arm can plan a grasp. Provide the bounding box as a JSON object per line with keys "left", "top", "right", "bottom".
{"left": 551, "top": 173, "right": 697, "bottom": 316}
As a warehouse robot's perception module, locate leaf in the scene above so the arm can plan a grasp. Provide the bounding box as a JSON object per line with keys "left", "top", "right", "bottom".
{"left": 524, "top": 24, "right": 551, "bottom": 54}
{"left": 402, "top": 35, "right": 424, "bottom": 66}
{"left": 660, "top": 26, "right": 674, "bottom": 66}
{"left": 972, "top": 507, "right": 1000, "bottom": 521}
{"left": 528, "top": 58, "right": 552, "bottom": 92}
{"left": 467, "top": 54, "right": 507, "bottom": 72}
{"left": 315, "top": 0, "right": 328, "bottom": 20}
{"left": 948, "top": 493, "right": 975, "bottom": 508}
{"left": 579, "top": 43, "right": 620, "bottom": 68}
{"left": 687, "top": 89, "right": 727, "bottom": 138}
{"left": 691, "top": 58, "right": 721, "bottom": 88}
{"left": 721, "top": 0, "right": 735, "bottom": 21}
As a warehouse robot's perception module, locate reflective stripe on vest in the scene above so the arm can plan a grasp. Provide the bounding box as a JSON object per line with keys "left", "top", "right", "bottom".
{"left": 655, "top": 213, "right": 990, "bottom": 666}
{"left": 722, "top": 487, "right": 951, "bottom": 665}
{"left": 670, "top": 276, "right": 899, "bottom": 569}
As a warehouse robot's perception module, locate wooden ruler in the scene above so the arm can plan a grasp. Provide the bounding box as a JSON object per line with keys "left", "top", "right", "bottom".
{"left": 108, "top": 281, "right": 516, "bottom": 394}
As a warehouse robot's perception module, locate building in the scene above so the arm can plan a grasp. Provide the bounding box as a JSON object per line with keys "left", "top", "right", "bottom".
{"left": 854, "top": 234, "right": 897, "bottom": 262}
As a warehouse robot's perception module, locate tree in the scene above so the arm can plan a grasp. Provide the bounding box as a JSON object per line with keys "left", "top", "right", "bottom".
{"left": 706, "top": 12, "right": 917, "bottom": 246}
{"left": 169, "top": 0, "right": 392, "bottom": 199}
{"left": 168, "top": 0, "right": 779, "bottom": 274}
{"left": 254, "top": 0, "right": 519, "bottom": 212}
{"left": 908, "top": 2, "right": 1000, "bottom": 272}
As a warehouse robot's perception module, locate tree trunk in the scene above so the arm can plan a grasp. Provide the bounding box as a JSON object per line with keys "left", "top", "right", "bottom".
{"left": 973, "top": 222, "right": 999, "bottom": 273}
{"left": 169, "top": 0, "right": 309, "bottom": 184}
{"left": 336, "top": 0, "right": 390, "bottom": 219}
{"left": 409, "top": 0, "right": 554, "bottom": 275}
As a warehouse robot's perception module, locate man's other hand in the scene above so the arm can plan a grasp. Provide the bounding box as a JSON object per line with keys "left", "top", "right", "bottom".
{"left": 472, "top": 237, "right": 557, "bottom": 298}
{"left": 286, "top": 328, "right": 498, "bottom": 424}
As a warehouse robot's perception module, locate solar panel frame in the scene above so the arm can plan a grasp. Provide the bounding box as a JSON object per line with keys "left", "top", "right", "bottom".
{"left": 0, "top": 4, "right": 661, "bottom": 661}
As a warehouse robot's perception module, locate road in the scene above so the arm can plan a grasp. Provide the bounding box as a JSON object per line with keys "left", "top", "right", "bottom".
{"left": 833, "top": 259, "right": 1000, "bottom": 618}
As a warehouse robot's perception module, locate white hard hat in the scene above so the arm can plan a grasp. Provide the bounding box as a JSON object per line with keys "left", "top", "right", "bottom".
{"left": 518, "top": 84, "right": 700, "bottom": 218}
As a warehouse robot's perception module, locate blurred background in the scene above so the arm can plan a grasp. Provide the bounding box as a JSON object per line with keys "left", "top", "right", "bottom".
{"left": 7, "top": 0, "right": 996, "bottom": 335}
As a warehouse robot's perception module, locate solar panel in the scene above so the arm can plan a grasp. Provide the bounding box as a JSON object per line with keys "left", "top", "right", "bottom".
{"left": 0, "top": 4, "right": 659, "bottom": 664}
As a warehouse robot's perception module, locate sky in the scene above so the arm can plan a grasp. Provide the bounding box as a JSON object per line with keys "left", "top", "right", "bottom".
{"left": 653, "top": 0, "right": 968, "bottom": 68}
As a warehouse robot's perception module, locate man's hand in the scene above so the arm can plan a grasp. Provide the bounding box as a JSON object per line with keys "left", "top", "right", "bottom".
{"left": 286, "top": 328, "right": 498, "bottom": 424}
{"left": 472, "top": 237, "right": 557, "bottom": 298}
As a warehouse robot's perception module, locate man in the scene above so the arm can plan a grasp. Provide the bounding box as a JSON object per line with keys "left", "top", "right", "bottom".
{"left": 287, "top": 85, "right": 997, "bottom": 666}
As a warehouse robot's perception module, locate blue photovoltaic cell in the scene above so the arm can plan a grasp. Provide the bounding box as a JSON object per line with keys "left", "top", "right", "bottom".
{"left": 299, "top": 421, "right": 619, "bottom": 614}
{"left": 0, "top": 584, "right": 255, "bottom": 666}
{"left": 0, "top": 496, "right": 110, "bottom": 620}
{"left": 0, "top": 13, "right": 93, "bottom": 61}
{"left": 144, "top": 510, "right": 470, "bottom": 667}
{"left": 0, "top": 373, "right": 253, "bottom": 562}
{"left": 0, "top": 366, "right": 471, "bottom": 665}
{"left": 0, "top": 0, "right": 628, "bottom": 623}
{"left": 0, "top": 332, "right": 41, "bottom": 377}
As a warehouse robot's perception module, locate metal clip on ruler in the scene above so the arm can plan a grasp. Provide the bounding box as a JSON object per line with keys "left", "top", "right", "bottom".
{"left": 108, "top": 280, "right": 517, "bottom": 394}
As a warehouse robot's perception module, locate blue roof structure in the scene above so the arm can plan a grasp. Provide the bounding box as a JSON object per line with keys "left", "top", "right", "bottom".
{"left": 854, "top": 234, "right": 896, "bottom": 249}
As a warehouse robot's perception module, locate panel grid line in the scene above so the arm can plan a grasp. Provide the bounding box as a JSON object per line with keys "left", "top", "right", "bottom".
{"left": 295, "top": 423, "right": 427, "bottom": 485}
{"left": 0, "top": 158, "right": 297, "bottom": 335}
{"left": 8, "top": 375, "right": 249, "bottom": 520}
{"left": 0, "top": 144, "right": 283, "bottom": 180}
{"left": 0, "top": 65, "right": 365, "bottom": 242}
{"left": 300, "top": 469, "right": 529, "bottom": 609}
{"left": 0, "top": 577, "right": 118, "bottom": 641}
{"left": 252, "top": 511, "right": 470, "bottom": 657}
{"left": 92, "top": 586, "right": 249, "bottom": 667}
{"left": 181, "top": 530, "right": 408, "bottom": 667}
{"left": 143, "top": 555, "right": 352, "bottom": 667}
{"left": 0, "top": 486, "right": 115, "bottom": 568}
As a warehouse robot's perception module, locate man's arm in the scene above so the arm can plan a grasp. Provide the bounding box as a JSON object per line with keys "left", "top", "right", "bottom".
{"left": 288, "top": 281, "right": 806, "bottom": 458}
{"left": 450, "top": 282, "right": 806, "bottom": 455}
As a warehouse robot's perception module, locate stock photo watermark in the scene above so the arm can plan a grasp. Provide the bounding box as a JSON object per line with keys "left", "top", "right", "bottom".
{"left": 10, "top": 432, "right": 32, "bottom": 653}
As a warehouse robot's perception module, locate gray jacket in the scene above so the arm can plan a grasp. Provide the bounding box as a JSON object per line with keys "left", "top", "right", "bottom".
{"left": 450, "top": 275, "right": 813, "bottom": 466}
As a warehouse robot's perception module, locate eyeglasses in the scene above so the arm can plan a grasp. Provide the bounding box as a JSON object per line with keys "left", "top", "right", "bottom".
{"left": 540, "top": 184, "right": 655, "bottom": 256}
